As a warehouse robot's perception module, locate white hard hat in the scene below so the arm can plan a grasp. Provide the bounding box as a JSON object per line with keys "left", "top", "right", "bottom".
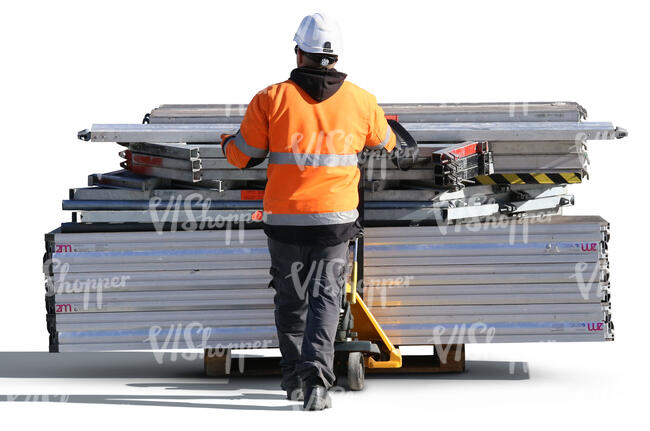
{"left": 293, "top": 13, "right": 342, "bottom": 56}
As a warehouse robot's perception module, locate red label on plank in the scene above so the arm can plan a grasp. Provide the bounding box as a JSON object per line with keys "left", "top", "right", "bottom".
{"left": 385, "top": 115, "right": 399, "bottom": 121}
{"left": 251, "top": 210, "right": 264, "bottom": 221}
{"left": 132, "top": 154, "right": 164, "bottom": 166}
{"left": 241, "top": 190, "right": 264, "bottom": 200}
{"left": 448, "top": 142, "right": 480, "bottom": 159}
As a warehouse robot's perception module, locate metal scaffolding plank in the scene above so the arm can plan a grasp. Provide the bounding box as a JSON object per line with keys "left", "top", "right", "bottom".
{"left": 367, "top": 303, "right": 608, "bottom": 318}
{"left": 383, "top": 321, "right": 607, "bottom": 337}
{"left": 364, "top": 215, "right": 608, "bottom": 236}
{"left": 126, "top": 142, "right": 200, "bottom": 159}
{"left": 387, "top": 333, "right": 611, "bottom": 345}
{"left": 489, "top": 141, "right": 583, "bottom": 154}
{"left": 71, "top": 187, "right": 251, "bottom": 201}
{"left": 50, "top": 259, "right": 272, "bottom": 273}
{"left": 63, "top": 200, "right": 263, "bottom": 211}
{"left": 364, "top": 262, "right": 602, "bottom": 276}
{"left": 51, "top": 240, "right": 269, "bottom": 252}
{"left": 149, "top": 102, "right": 587, "bottom": 123}
{"left": 50, "top": 267, "right": 271, "bottom": 282}
{"left": 85, "top": 122, "right": 623, "bottom": 144}
{"left": 364, "top": 283, "right": 608, "bottom": 296}
{"left": 403, "top": 122, "right": 623, "bottom": 141}
{"left": 492, "top": 153, "right": 587, "bottom": 171}
{"left": 54, "top": 288, "right": 274, "bottom": 303}
{"left": 128, "top": 163, "right": 202, "bottom": 182}
{"left": 51, "top": 228, "right": 268, "bottom": 243}
{"left": 53, "top": 308, "right": 275, "bottom": 324}
{"left": 370, "top": 313, "right": 606, "bottom": 326}
{"left": 363, "top": 292, "right": 606, "bottom": 306}
{"left": 47, "top": 278, "right": 272, "bottom": 292}
{"left": 87, "top": 170, "right": 169, "bottom": 191}
{"left": 125, "top": 151, "right": 201, "bottom": 171}
{"left": 75, "top": 209, "right": 262, "bottom": 223}
{"left": 50, "top": 251, "right": 598, "bottom": 269}
{"left": 51, "top": 298, "right": 274, "bottom": 313}
{"left": 53, "top": 312, "right": 603, "bottom": 332}
{"left": 49, "top": 248, "right": 270, "bottom": 264}
{"left": 57, "top": 326, "right": 278, "bottom": 345}
{"left": 53, "top": 332, "right": 611, "bottom": 351}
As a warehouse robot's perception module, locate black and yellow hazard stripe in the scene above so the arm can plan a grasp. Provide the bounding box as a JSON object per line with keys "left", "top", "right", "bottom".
{"left": 474, "top": 172, "right": 582, "bottom": 185}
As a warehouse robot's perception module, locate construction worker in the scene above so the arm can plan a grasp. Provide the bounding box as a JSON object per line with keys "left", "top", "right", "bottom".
{"left": 221, "top": 13, "right": 396, "bottom": 410}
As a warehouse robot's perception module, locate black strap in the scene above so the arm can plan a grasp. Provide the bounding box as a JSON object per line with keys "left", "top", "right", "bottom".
{"left": 387, "top": 119, "right": 419, "bottom": 171}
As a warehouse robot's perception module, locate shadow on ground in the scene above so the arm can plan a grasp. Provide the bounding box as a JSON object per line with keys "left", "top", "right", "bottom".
{"left": 0, "top": 351, "right": 529, "bottom": 410}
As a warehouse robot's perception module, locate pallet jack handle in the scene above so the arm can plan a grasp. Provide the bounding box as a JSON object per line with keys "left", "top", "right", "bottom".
{"left": 350, "top": 237, "right": 359, "bottom": 304}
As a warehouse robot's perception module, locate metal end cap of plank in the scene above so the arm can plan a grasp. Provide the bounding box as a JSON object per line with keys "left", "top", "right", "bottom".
{"left": 78, "top": 129, "right": 91, "bottom": 141}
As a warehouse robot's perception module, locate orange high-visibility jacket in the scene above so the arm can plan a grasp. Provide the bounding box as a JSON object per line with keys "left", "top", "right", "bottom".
{"left": 222, "top": 70, "right": 396, "bottom": 229}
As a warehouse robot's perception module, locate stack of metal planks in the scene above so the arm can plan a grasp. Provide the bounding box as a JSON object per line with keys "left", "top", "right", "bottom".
{"left": 363, "top": 216, "right": 612, "bottom": 344}
{"left": 80, "top": 101, "right": 626, "bottom": 187}
{"left": 43, "top": 216, "right": 611, "bottom": 352}
{"left": 71, "top": 102, "right": 629, "bottom": 225}
{"left": 64, "top": 179, "right": 573, "bottom": 225}
{"left": 41, "top": 101, "right": 623, "bottom": 352}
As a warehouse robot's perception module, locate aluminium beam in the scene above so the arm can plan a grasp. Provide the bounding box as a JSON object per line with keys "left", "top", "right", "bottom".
{"left": 51, "top": 250, "right": 599, "bottom": 269}
{"left": 54, "top": 321, "right": 604, "bottom": 345}
{"left": 404, "top": 122, "right": 624, "bottom": 142}
{"left": 365, "top": 254, "right": 603, "bottom": 266}
{"left": 53, "top": 288, "right": 275, "bottom": 303}
{"left": 47, "top": 278, "right": 272, "bottom": 293}
{"left": 492, "top": 154, "right": 587, "bottom": 171}
{"left": 489, "top": 141, "right": 584, "bottom": 154}
{"left": 50, "top": 258, "right": 272, "bottom": 273}
{"left": 128, "top": 163, "right": 202, "bottom": 182}
{"left": 387, "top": 333, "right": 611, "bottom": 345}
{"left": 74, "top": 209, "right": 262, "bottom": 223}
{"left": 367, "top": 303, "right": 610, "bottom": 318}
{"left": 149, "top": 102, "right": 587, "bottom": 123}
{"left": 363, "top": 293, "right": 606, "bottom": 306}
{"left": 124, "top": 152, "right": 201, "bottom": 171}
{"left": 87, "top": 170, "right": 169, "bottom": 191}
{"left": 62, "top": 200, "right": 263, "bottom": 211}
{"left": 86, "top": 122, "right": 624, "bottom": 144}
{"left": 53, "top": 312, "right": 604, "bottom": 332}
{"left": 382, "top": 321, "right": 608, "bottom": 337}
{"left": 363, "top": 242, "right": 604, "bottom": 258}
{"left": 49, "top": 248, "right": 271, "bottom": 264}
{"left": 70, "top": 187, "right": 260, "bottom": 202}
{"left": 364, "top": 215, "right": 608, "bottom": 236}
{"left": 50, "top": 228, "right": 268, "bottom": 243}
{"left": 51, "top": 240, "right": 269, "bottom": 252}
{"left": 50, "top": 298, "right": 274, "bottom": 313}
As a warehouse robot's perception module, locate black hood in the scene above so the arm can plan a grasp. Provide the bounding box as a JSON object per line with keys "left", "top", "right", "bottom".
{"left": 289, "top": 67, "right": 347, "bottom": 102}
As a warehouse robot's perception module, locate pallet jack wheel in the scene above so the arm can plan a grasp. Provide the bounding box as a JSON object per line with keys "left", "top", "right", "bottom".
{"left": 347, "top": 352, "right": 365, "bottom": 391}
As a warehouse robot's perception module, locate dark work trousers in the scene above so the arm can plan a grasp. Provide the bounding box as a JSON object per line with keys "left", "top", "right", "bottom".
{"left": 267, "top": 237, "right": 349, "bottom": 390}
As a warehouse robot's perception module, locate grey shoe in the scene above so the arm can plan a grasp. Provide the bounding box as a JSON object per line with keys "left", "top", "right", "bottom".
{"left": 303, "top": 385, "right": 332, "bottom": 411}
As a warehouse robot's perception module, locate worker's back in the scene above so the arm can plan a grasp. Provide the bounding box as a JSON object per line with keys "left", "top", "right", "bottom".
{"left": 264, "top": 74, "right": 380, "bottom": 221}
{"left": 223, "top": 67, "right": 395, "bottom": 245}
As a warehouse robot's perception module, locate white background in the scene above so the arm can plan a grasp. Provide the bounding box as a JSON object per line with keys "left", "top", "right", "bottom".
{"left": 0, "top": 0, "right": 648, "bottom": 428}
